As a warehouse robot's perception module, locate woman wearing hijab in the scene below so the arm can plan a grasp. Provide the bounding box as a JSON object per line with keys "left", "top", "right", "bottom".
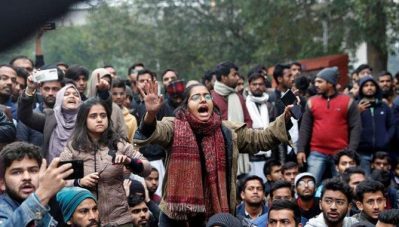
{"left": 18, "top": 68, "right": 110, "bottom": 161}
{"left": 134, "top": 81, "right": 294, "bottom": 226}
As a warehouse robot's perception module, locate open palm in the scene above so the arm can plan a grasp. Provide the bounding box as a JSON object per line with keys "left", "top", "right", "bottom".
{"left": 138, "top": 80, "right": 163, "bottom": 116}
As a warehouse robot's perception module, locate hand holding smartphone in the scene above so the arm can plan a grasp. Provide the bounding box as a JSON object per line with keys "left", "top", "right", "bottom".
{"left": 58, "top": 160, "right": 84, "bottom": 180}
{"left": 280, "top": 89, "right": 302, "bottom": 120}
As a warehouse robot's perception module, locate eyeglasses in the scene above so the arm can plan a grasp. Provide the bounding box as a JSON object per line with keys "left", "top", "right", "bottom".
{"left": 322, "top": 198, "right": 347, "bottom": 207}
{"left": 297, "top": 180, "right": 315, "bottom": 188}
{"left": 190, "top": 93, "right": 212, "bottom": 101}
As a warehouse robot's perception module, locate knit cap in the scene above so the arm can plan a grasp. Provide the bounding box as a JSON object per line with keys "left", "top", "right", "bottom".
{"left": 206, "top": 213, "right": 243, "bottom": 227}
{"left": 56, "top": 187, "right": 97, "bottom": 222}
{"left": 294, "top": 172, "right": 316, "bottom": 187}
{"left": 317, "top": 67, "right": 339, "bottom": 85}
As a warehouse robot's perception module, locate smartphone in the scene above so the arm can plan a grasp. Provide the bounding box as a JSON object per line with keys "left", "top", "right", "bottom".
{"left": 42, "top": 22, "right": 56, "bottom": 30}
{"left": 58, "top": 160, "right": 84, "bottom": 180}
{"left": 32, "top": 69, "right": 58, "bottom": 83}
{"left": 281, "top": 89, "right": 297, "bottom": 106}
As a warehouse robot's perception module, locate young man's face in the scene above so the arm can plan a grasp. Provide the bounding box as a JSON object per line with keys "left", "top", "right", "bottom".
{"left": 290, "top": 64, "right": 301, "bottom": 78}
{"left": 296, "top": 177, "right": 315, "bottom": 200}
{"left": 320, "top": 190, "right": 350, "bottom": 226}
{"left": 240, "top": 179, "right": 264, "bottom": 206}
{"left": 249, "top": 77, "right": 266, "bottom": 97}
{"left": 356, "top": 191, "right": 386, "bottom": 220}
{"left": 271, "top": 187, "right": 292, "bottom": 202}
{"left": 348, "top": 173, "right": 366, "bottom": 194}
{"left": 361, "top": 81, "right": 377, "bottom": 97}
{"left": 283, "top": 167, "right": 298, "bottom": 185}
{"left": 136, "top": 73, "right": 152, "bottom": 94}
{"left": 4, "top": 157, "right": 40, "bottom": 202}
{"left": 130, "top": 202, "right": 150, "bottom": 227}
{"left": 112, "top": 87, "right": 126, "bottom": 107}
{"left": 378, "top": 75, "right": 393, "bottom": 93}
{"left": 372, "top": 158, "right": 391, "bottom": 172}
{"left": 68, "top": 198, "right": 100, "bottom": 227}
{"left": 336, "top": 155, "right": 356, "bottom": 174}
{"left": 40, "top": 81, "right": 62, "bottom": 108}
{"left": 268, "top": 209, "right": 301, "bottom": 227}
{"left": 75, "top": 75, "right": 88, "bottom": 95}
{"left": 279, "top": 69, "right": 294, "bottom": 89}
{"left": 221, "top": 68, "right": 239, "bottom": 88}
{"left": 267, "top": 165, "right": 283, "bottom": 182}
{"left": 144, "top": 170, "right": 159, "bottom": 195}
{"left": 314, "top": 78, "right": 332, "bottom": 95}
{"left": 0, "top": 66, "right": 17, "bottom": 97}
{"left": 162, "top": 71, "right": 177, "bottom": 88}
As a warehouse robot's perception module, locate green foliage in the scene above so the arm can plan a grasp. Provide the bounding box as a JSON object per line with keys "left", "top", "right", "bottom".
{"left": 1, "top": 0, "right": 398, "bottom": 79}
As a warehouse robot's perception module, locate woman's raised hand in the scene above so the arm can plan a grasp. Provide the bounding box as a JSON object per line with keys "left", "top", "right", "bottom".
{"left": 138, "top": 80, "right": 163, "bottom": 123}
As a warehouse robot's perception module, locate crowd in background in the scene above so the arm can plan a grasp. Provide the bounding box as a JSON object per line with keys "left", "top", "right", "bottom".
{"left": 0, "top": 48, "right": 399, "bottom": 227}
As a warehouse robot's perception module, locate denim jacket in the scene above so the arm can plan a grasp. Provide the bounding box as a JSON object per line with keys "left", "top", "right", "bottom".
{"left": 0, "top": 193, "right": 57, "bottom": 227}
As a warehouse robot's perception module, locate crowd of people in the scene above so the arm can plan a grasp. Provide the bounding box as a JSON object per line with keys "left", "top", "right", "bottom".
{"left": 0, "top": 49, "right": 399, "bottom": 227}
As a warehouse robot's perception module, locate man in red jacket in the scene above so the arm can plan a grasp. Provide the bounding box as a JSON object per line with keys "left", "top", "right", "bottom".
{"left": 296, "top": 67, "right": 361, "bottom": 185}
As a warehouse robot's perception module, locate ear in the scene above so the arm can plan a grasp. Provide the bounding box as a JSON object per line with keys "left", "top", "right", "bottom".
{"left": 335, "top": 165, "right": 339, "bottom": 173}
{"left": 266, "top": 174, "right": 272, "bottom": 181}
{"left": 355, "top": 200, "right": 362, "bottom": 211}
{"left": 319, "top": 199, "right": 322, "bottom": 210}
{"left": 67, "top": 220, "right": 72, "bottom": 225}
{"left": 277, "top": 77, "right": 283, "bottom": 83}
{"left": 240, "top": 191, "right": 245, "bottom": 200}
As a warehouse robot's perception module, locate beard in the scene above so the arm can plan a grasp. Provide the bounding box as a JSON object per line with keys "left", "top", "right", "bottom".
{"left": 70, "top": 219, "right": 100, "bottom": 227}
{"left": 322, "top": 209, "right": 346, "bottom": 225}
{"left": 5, "top": 186, "right": 25, "bottom": 204}
{"left": 381, "top": 88, "right": 393, "bottom": 98}
{"left": 298, "top": 193, "right": 314, "bottom": 201}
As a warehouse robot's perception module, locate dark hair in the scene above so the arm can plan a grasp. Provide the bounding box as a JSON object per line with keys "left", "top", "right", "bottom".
{"left": 342, "top": 167, "right": 365, "bottom": 184}
{"left": 294, "top": 76, "right": 309, "bottom": 92}
{"left": 70, "top": 98, "right": 122, "bottom": 152}
{"left": 350, "top": 221, "right": 375, "bottom": 227}
{"left": 112, "top": 78, "right": 126, "bottom": 90}
{"left": 9, "top": 55, "right": 34, "bottom": 67}
{"left": 355, "top": 64, "right": 372, "bottom": 74}
{"left": 127, "top": 194, "right": 145, "bottom": 207}
{"left": 268, "top": 199, "right": 301, "bottom": 224}
{"left": 372, "top": 151, "right": 391, "bottom": 164}
{"left": 214, "top": 61, "right": 238, "bottom": 81}
{"left": 273, "top": 64, "right": 290, "bottom": 85}
{"left": 150, "top": 167, "right": 158, "bottom": 173}
{"left": 247, "top": 65, "right": 266, "bottom": 78}
{"left": 370, "top": 169, "right": 391, "bottom": 188}
{"left": 128, "top": 63, "right": 145, "bottom": 75}
{"left": 65, "top": 65, "right": 89, "bottom": 81}
{"left": 321, "top": 177, "right": 352, "bottom": 202}
{"left": 137, "top": 69, "right": 156, "bottom": 81}
{"left": 333, "top": 149, "right": 360, "bottom": 165}
{"left": 201, "top": 70, "right": 215, "bottom": 84}
{"left": 161, "top": 69, "right": 178, "bottom": 79}
{"left": 378, "top": 71, "right": 393, "bottom": 80}
{"left": 248, "top": 71, "right": 266, "bottom": 84}
{"left": 270, "top": 180, "right": 292, "bottom": 199}
{"left": 263, "top": 159, "right": 281, "bottom": 177}
{"left": 15, "top": 67, "right": 29, "bottom": 83}
{"left": 290, "top": 62, "right": 302, "bottom": 70}
{"left": 355, "top": 180, "right": 385, "bottom": 202}
{"left": 241, "top": 175, "right": 265, "bottom": 192}
{"left": 0, "top": 142, "right": 42, "bottom": 177}
{"left": 281, "top": 161, "right": 298, "bottom": 174}
{"left": 378, "top": 209, "right": 399, "bottom": 225}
